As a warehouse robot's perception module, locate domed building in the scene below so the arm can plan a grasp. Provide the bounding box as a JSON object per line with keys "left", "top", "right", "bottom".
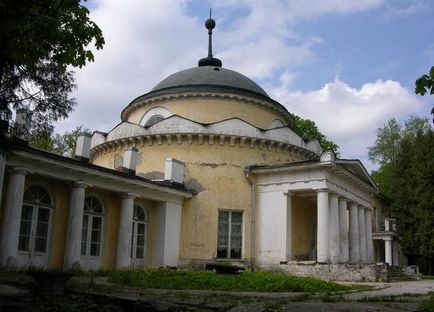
{"left": 0, "top": 18, "right": 406, "bottom": 281}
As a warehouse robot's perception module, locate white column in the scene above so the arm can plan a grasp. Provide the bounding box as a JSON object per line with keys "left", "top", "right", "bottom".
{"left": 316, "top": 189, "right": 329, "bottom": 263}
{"left": 285, "top": 192, "right": 292, "bottom": 261}
{"left": 338, "top": 198, "right": 349, "bottom": 263}
{"left": 152, "top": 201, "right": 182, "bottom": 267}
{"left": 358, "top": 206, "right": 367, "bottom": 263}
{"left": 257, "top": 191, "right": 292, "bottom": 264}
{"left": 64, "top": 182, "right": 87, "bottom": 269}
{"left": 349, "top": 203, "right": 360, "bottom": 263}
{"left": 329, "top": 194, "right": 340, "bottom": 263}
{"left": 0, "top": 168, "right": 29, "bottom": 267}
{"left": 365, "top": 208, "right": 374, "bottom": 263}
{"left": 116, "top": 193, "right": 135, "bottom": 269}
{"left": 385, "top": 239, "right": 392, "bottom": 265}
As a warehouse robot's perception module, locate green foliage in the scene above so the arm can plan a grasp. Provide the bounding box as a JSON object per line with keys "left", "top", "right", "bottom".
{"left": 0, "top": 0, "right": 104, "bottom": 144}
{"left": 368, "top": 118, "right": 402, "bottom": 166}
{"left": 415, "top": 66, "right": 434, "bottom": 96}
{"left": 368, "top": 116, "right": 431, "bottom": 196}
{"left": 415, "top": 66, "right": 434, "bottom": 123}
{"left": 418, "top": 293, "right": 434, "bottom": 312}
{"left": 369, "top": 116, "right": 434, "bottom": 274}
{"left": 109, "top": 268, "right": 362, "bottom": 293}
{"left": 292, "top": 114, "right": 339, "bottom": 154}
{"left": 30, "top": 126, "right": 90, "bottom": 157}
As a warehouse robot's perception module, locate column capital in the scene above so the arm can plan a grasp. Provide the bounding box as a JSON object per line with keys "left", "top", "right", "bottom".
{"left": 348, "top": 201, "right": 359, "bottom": 208}
{"left": 9, "top": 167, "right": 32, "bottom": 176}
{"left": 120, "top": 192, "right": 137, "bottom": 199}
{"left": 283, "top": 191, "right": 292, "bottom": 196}
{"left": 329, "top": 193, "right": 340, "bottom": 199}
{"left": 338, "top": 197, "right": 348, "bottom": 202}
{"left": 72, "top": 181, "right": 88, "bottom": 189}
{"left": 315, "top": 188, "right": 329, "bottom": 193}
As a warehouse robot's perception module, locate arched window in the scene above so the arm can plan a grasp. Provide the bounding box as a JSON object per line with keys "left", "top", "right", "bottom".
{"left": 131, "top": 205, "right": 147, "bottom": 260}
{"left": 144, "top": 115, "right": 164, "bottom": 127}
{"left": 81, "top": 196, "right": 104, "bottom": 257}
{"left": 139, "top": 107, "right": 172, "bottom": 127}
{"left": 18, "top": 185, "right": 53, "bottom": 254}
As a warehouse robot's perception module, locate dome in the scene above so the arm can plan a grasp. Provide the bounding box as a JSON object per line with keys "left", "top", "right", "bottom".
{"left": 150, "top": 66, "right": 269, "bottom": 98}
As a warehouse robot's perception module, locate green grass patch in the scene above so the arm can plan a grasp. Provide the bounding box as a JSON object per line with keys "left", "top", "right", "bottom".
{"left": 421, "top": 275, "right": 434, "bottom": 280}
{"left": 418, "top": 293, "right": 434, "bottom": 312}
{"left": 108, "top": 269, "right": 363, "bottom": 293}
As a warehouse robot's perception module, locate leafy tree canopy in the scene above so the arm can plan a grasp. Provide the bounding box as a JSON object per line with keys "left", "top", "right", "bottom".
{"left": 415, "top": 66, "right": 434, "bottom": 122}
{"left": 0, "top": 0, "right": 104, "bottom": 139}
{"left": 292, "top": 114, "right": 339, "bottom": 155}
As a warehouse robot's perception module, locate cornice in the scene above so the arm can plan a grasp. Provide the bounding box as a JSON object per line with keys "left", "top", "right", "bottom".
{"left": 89, "top": 132, "right": 317, "bottom": 162}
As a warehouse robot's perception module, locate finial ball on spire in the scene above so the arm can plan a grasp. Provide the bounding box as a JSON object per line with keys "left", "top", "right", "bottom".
{"left": 205, "top": 18, "right": 216, "bottom": 30}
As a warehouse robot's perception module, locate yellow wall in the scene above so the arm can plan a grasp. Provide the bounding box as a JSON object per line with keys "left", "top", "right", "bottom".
{"left": 291, "top": 196, "right": 316, "bottom": 261}
{"left": 127, "top": 98, "right": 287, "bottom": 129}
{"left": 93, "top": 137, "right": 304, "bottom": 264}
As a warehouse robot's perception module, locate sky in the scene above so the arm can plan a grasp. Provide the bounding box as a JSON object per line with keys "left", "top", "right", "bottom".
{"left": 57, "top": 0, "right": 434, "bottom": 171}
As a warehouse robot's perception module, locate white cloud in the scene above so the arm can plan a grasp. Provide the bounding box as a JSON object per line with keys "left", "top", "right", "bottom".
{"left": 270, "top": 77, "right": 426, "bottom": 169}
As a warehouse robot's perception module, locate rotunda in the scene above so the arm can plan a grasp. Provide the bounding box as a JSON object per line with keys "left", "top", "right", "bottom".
{"left": 89, "top": 16, "right": 322, "bottom": 266}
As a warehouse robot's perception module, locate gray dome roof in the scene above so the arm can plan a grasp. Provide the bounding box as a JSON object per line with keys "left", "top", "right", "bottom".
{"left": 151, "top": 66, "right": 269, "bottom": 97}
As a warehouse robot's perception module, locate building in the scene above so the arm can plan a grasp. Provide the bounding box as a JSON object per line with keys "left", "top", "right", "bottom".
{"left": 0, "top": 17, "right": 405, "bottom": 280}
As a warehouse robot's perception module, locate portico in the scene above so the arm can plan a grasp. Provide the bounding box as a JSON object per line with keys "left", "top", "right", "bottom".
{"left": 0, "top": 142, "right": 193, "bottom": 270}
{"left": 251, "top": 151, "right": 378, "bottom": 267}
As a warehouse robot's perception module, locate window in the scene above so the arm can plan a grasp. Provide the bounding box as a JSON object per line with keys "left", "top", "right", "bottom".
{"left": 139, "top": 107, "right": 172, "bottom": 127}
{"left": 131, "top": 205, "right": 147, "bottom": 260}
{"left": 144, "top": 115, "right": 164, "bottom": 127}
{"left": 81, "top": 196, "right": 104, "bottom": 257}
{"left": 217, "top": 211, "right": 243, "bottom": 259}
{"left": 18, "top": 185, "right": 52, "bottom": 254}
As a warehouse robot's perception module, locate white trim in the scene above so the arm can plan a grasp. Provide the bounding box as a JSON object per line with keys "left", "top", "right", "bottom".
{"left": 139, "top": 106, "right": 173, "bottom": 127}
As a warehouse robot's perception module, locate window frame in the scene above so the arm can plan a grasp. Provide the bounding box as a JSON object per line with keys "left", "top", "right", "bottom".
{"left": 18, "top": 185, "right": 54, "bottom": 257}
{"left": 217, "top": 210, "right": 244, "bottom": 260}
{"left": 131, "top": 205, "right": 148, "bottom": 262}
{"left": 81, "top": 196, "right": 105, "bottom": 260}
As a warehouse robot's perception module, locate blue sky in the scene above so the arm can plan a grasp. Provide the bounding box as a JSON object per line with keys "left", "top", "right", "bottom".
{"left": 60, "top": 0, "right": 434, "bottom": 171}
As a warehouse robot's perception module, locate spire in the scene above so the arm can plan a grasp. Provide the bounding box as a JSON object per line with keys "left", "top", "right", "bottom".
{"left": 198, "top": 9, "right": 222, "bottom": 67}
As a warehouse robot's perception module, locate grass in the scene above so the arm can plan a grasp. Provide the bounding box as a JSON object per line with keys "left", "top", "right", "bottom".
{"left": 421, "top": 275, "right": 434, "bottom": 280}
{"left": 0, "top": 270, "right": 34, "bottom": 289}
{"left": 108, "top": 268, "right": 365, "bottom": 293}
{"left": 418, "top": 293, "right": 434, "bottom": 312}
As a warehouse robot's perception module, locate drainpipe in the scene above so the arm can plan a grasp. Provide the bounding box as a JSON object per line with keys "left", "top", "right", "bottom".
{"left": 244, "top": 167, "right": 256, "bottom": 271}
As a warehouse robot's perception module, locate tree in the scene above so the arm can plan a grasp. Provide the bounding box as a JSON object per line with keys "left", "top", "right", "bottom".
{"left": 368, "top": 116, "right": 431, "bottom": 197}
{"left": 368, "top": 116, "right": 434, "bottom": 273}
{"left": 415, "top": 66, "right": 434, "bottom": 123}
{"left": 390, "top": 130, "right": 434, "bottom": 274}
{"left": 30, "top": 126, "right": 90, "bottom": 157}
{"left": 0, "top": 0, "right": 104, "bottom": 145}
{"left": 292, "top": 114, "right": 339, "bottom": 154}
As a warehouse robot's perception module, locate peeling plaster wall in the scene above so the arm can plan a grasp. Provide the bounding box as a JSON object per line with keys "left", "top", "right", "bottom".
{"left": 92, "top": 136, "right": 303, "bottom": 264}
